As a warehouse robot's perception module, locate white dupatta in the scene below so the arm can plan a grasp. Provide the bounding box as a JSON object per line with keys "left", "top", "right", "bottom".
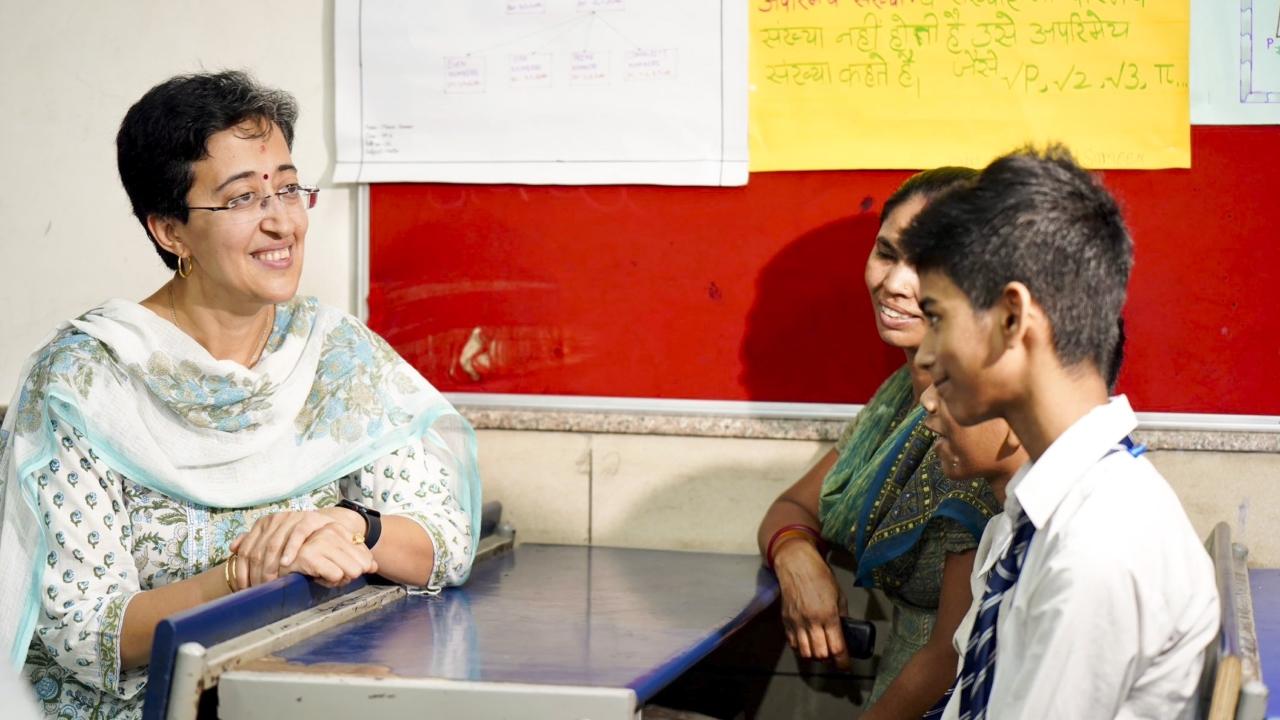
{"left": 0, "top": 296, "right": 480, "bottom": 667}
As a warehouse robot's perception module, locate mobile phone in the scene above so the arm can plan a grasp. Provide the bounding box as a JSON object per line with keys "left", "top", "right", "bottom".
{"left": 840, "top": 616, "right": 876, "bottom": 660}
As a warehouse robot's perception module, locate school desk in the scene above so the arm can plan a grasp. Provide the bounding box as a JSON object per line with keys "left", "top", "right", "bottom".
{"left": 145, "top": 544, "right": 779, "bottom": 720}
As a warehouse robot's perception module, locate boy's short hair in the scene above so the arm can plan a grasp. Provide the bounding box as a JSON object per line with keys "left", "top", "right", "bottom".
{"left": 901, "top": 145, "right": 1133, "bottom": 378}
{"left": 1107, "top": 317, "right": 1125, "bottom": 391}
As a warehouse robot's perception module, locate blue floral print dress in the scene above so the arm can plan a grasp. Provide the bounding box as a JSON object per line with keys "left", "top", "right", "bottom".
{"left": 21, "top": 413, "right": 471, "bottom": 720}
{"left": 1, "top": 297, "right": 481, "bottom": 720}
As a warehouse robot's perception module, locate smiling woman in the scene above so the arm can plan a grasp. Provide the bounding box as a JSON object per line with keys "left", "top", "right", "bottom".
{"left": 0, "top": 71, "right": 482, "bottom": 720}
{"left": 757, "top": 167, "right": 1003, "bottom": 719}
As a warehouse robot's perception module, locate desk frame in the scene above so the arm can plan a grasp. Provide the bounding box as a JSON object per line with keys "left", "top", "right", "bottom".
{"left": 220, "top": 673, "right": 637, "bottom": 720}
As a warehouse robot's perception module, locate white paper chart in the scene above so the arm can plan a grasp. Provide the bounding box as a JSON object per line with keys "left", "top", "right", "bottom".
{"left": 1191, "top": 0, "right": 1280, "bottom": 124}
{"left": 334, "top": 0, "right": 748, "bottom": 185}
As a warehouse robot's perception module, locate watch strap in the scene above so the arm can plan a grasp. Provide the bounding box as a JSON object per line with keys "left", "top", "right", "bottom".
{"left": 363, "top": 508, "right": 382, "bottom": 549}
{"left": 337, "top": 499, "right": 383, "bottom": 549}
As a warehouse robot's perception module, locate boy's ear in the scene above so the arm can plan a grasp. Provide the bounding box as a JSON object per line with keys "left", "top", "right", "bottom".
{"left": 995, "top": 281, "right": 1035, "bottom": 349}
{"left": 146, "top": 214, "right": 189, "bottom": 260}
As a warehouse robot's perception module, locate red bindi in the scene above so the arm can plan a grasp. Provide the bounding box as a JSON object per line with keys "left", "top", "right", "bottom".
{"left": 259, "top": 143, "right": 267, "bottom": 153}
{"left": 263, "top": 173, "right": 269, "bottom": 180}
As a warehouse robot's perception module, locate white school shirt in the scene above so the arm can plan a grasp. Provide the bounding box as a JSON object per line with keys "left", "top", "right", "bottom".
{"left": 942, "top": 396, "right": 1219, "bottom": 720}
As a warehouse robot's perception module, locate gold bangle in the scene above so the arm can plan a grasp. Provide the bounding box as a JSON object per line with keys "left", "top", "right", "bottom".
{"left": 225, "top": 553, "right": 238, "bottom": 593}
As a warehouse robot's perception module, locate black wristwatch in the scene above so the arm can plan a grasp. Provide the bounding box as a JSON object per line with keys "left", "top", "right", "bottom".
{"left": 337, "top": 499, "right": 382, "bottom": 549}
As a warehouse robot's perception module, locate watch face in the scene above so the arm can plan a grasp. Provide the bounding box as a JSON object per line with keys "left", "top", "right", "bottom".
{"left": 339, "top": 499, "right": 368, "bottom": 517}
{"left": 341, "top": 498, "right": 380, "bottom": 517}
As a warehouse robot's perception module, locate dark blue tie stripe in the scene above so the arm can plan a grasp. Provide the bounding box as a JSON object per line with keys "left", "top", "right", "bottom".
{"left": 922, "top": 686, "right": 954, "bottom": 719}
{"left": 957, "top": 511, "right": 1036, "bottom": 720}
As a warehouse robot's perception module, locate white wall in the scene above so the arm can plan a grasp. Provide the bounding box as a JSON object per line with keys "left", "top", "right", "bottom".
{"left": 0, "top": 0, "right": 354, "bottom": 403}
{"left": 477, "top": 428, "right": 1280, "bottom": 567}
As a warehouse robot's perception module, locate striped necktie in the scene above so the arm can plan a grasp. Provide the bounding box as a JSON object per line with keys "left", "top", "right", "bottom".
{"left": 956, "top": 510, "right": 1037, "bottom": 720}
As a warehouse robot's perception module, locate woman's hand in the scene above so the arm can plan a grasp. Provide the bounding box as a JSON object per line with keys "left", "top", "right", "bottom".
{"left": 277, "top": 523, "right": 378, "bottom": 588}
{"left": 773, "top": 538, "right": 851, "bottom": 670}
{"left": 230, "top": 509, "right": 364, "bottom": 587}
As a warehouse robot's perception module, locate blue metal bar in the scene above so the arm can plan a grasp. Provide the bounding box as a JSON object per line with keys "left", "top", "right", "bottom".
{"left": 142, "top": 575, "right": 366, "bottom": 720}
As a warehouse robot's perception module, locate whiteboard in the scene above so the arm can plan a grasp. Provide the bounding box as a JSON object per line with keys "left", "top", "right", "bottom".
{"left": 334, "top": 0, "right": 747, "bottom": 185}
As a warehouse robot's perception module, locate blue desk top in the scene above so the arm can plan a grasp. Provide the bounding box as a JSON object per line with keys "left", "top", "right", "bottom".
{"left": 260, "top": 544, "right": 778, "bottom": 700}
{"left": 1253, "top": 568, "right": 1280, "bottom": 719}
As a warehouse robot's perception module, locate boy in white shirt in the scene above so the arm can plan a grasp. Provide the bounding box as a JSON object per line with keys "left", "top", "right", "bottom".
{"left": 901, "top": 145, "right": 1219, "bottom": 720}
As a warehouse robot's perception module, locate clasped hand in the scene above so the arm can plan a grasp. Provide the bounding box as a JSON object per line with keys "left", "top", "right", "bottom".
{"left": 230, "top": 508, "right": 377, "bottom": 589}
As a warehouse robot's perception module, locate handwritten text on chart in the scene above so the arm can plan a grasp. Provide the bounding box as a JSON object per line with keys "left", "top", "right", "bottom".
{"left": 757, "top": 0, "right": 1149, "bottom": 11}
{"left": 578, "top": 0, "right": 625, "bottom": 11}
{"left": 506, "top": 1, "right": 546, "bottom": 15}
{"left": 755, "top": 3, "right": 1183, "bottom": 96}
{"left": 445, "top": 57, "right": 486, "bottom": 94}
{"left": 444, "top": 49, "right": 677, "bottom": 92}
{"left": 363, "top": 124, "right": 415, "bottom": 156}
{"left": 748, "top": 0, "right": 1189, "bottom": 169}
{"left": 503, "top": 0, "right": 627, "bottom": 13}
{"left": 570, "top": 51, "right": 610, "bottom": 84}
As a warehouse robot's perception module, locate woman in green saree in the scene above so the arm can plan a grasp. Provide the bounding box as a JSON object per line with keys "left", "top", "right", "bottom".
{"left": 756, "top": 168, "right": 1000, "bottom": 720}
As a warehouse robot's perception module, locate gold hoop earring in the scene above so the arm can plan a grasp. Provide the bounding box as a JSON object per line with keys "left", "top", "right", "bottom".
{"left": 177, "top": 255, "right": 193, "bottom": 279}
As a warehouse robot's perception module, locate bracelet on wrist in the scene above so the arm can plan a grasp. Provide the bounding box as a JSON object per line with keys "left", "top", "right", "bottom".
{"left": 765, "top": 523, "right": 827, "bottom": 570}
{"left": 224, "top": 553, "right": 239, "bottom": 593}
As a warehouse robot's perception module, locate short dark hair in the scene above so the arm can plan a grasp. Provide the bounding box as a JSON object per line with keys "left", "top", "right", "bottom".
{"left": 116, "top": 70, "right": 298, "bottom": 269}
{"left": 881, "top": 166, "right": 978, "bottom": 224}
{"left": 902, "top": 145, "right": 1133, "bottom": 377}
{"left": 1106, "top": 317, "right": 1126, "bottom": 391}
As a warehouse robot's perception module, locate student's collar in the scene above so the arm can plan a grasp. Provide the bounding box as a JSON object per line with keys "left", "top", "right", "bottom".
{"left": 1010, "top": 395, "right": 1140, "bottom": 529}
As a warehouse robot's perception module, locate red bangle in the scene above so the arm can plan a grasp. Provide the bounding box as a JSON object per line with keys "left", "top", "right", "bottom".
{"left": 765, "top": 523, "right": 827, "bottom": 570}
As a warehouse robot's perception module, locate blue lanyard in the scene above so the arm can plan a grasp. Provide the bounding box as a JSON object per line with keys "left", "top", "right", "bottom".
{"left": 1120, "top": 435, "right": 1148, "bottom": 457}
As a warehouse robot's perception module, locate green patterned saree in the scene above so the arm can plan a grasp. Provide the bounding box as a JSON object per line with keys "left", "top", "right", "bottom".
{"left": 818, "top": 366, "right": 1000, "bottom": 700}
{"left": 819, "top": 366, "right": 997, "bottom": 590}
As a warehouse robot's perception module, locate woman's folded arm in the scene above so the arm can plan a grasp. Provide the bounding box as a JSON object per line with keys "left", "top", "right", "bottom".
{"left": 338, "top": 432, "right": 473, "bottom": 590}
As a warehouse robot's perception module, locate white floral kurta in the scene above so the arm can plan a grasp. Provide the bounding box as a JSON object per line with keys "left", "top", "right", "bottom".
{"left": 22, "top": 413, "right": 472, "bottom": 720}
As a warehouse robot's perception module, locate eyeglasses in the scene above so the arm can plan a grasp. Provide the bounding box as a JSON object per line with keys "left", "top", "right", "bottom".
{"left": 188, "top": 184, "right": 320, "bottom": 223}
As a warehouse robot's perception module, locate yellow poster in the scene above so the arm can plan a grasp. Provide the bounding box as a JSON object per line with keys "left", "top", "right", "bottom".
{"left": 750, "top": 0, "right": 1190, "bottom": 170}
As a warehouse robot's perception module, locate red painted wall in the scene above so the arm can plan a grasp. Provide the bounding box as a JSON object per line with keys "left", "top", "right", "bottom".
{"left": 369, "top": 126, "right": 1280, "bottom": 414}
